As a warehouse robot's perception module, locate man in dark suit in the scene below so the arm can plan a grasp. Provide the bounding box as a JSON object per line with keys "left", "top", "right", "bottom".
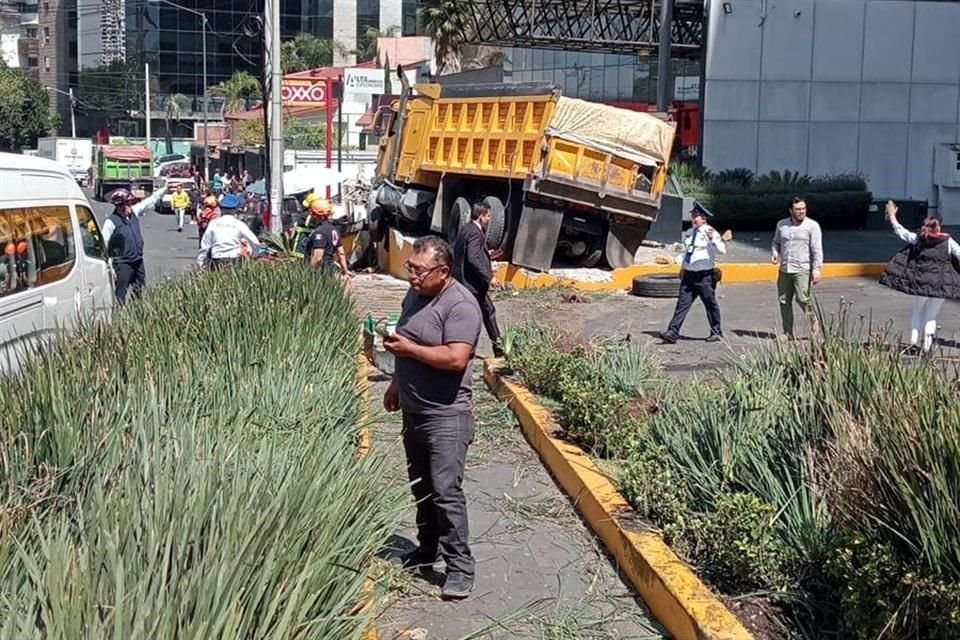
{"left": 453, "top": 202, "right": 503, "bottom": 357}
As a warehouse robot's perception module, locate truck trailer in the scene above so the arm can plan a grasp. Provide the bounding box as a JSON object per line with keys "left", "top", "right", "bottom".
{"left": 369, "top": 72, "right": 676, "bottom": 271}
{"left": 36, "top": 137, "right": 93, "bottom": 186}
{"left": 93, "top": 146, "right": 154, "bottom": 201}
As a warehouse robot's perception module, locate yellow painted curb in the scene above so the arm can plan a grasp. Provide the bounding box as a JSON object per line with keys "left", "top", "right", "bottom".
{"left": 357, "top": 354, "right": 376, "bottom": 640}
{"left": 483, "top": 359, "right": 754, "bottom": 640}
{"left": 492, "top": 262, "right": 887, "bottom": 291}
{"left": 381, "top": 227, "right": 884, "bottom": 290}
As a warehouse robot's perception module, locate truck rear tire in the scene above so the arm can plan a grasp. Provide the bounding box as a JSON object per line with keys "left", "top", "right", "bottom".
{"left": 483, "top": 196, "right": 506, "bottom": 250}
{"left": 605, "top": 222, "right": 646, "bottom": 269}
{"left": 448, "top": 197, "right": 471, "bottom": 244}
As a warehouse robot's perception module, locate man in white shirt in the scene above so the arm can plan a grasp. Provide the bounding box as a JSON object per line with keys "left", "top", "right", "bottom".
{"left": 771, "top": 197, "right": 823, "bottom": 339}
{"left": 660, "top": 202, "right": 726, "bottom": 344}
{"left": 197, "top": 193, "right": 260, "bottom": 269}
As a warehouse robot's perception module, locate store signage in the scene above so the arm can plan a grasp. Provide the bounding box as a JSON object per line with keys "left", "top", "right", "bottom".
{"left": 282, "top": 80, "right": 327, "bottom": 105}
{"left": 343, "top": 68, "right": 385, "bottom": 101}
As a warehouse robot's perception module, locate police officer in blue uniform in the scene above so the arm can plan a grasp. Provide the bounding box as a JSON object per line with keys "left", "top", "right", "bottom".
{"left": 102, "top": 189, "right": 147, "bottom": 305}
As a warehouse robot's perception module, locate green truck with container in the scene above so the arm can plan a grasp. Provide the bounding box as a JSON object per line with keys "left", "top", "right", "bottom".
{"left": 93, "top": 146, "right": 154, "bottom": 201}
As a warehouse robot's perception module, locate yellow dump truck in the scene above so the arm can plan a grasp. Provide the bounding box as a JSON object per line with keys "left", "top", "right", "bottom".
{"left": 369, "top": 72, "right": 676, "bottom": 270}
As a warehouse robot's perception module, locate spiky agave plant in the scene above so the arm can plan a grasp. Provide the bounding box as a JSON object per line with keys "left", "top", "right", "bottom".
{"left": 0, "top": 262, "right": 404, "bottom": 638}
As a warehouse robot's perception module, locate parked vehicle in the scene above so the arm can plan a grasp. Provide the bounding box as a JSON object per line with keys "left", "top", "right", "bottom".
{"left": 36, "top": 137, "right": 93, "bottom": 186}
{"left": 155, "top": 177, "right": 198, "bottom": 215}
{"left": 93, "top": 146, "right": 154, "bottom": 201}
{"left": 371, "top": 72, "right": 676, "bottom": 270}
{"left": 0, "top": 153, "right": 114, "bottom": 374}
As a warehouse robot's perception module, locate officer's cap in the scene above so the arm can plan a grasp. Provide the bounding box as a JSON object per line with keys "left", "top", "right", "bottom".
{"left": 220, "top": 194, "right": 241, "bottom": 210}
{"left": 690, "top": 201, "right": 714, "bottom": 219}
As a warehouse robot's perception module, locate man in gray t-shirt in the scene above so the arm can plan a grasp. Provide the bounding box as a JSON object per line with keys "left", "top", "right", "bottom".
{"left": 383, "top": 236, "right": 482, "bottom": 600}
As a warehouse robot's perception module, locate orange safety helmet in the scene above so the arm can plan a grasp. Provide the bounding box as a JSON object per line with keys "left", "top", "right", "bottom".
{"left": 309, "top": 198, "right": 332, "bottom": 217}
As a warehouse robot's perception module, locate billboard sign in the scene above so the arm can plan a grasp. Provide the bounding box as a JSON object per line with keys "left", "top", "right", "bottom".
{"left": 343, "top": 68, "right": 385, "bottom": 101}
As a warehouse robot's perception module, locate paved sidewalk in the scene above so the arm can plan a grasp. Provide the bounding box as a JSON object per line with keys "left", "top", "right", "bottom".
{"left": 367, "top": 369, "right": 664, "bottom": 640}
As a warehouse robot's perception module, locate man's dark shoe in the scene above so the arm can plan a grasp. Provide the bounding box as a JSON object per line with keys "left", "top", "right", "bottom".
{"left": 705, "top": 333, "right": 722, "bottom": 343}
{"left": 659, "top": 331, "right": 678, "bottom": 344}
{"left": 397, "top": 548, "right": 439, "bottom": 571}
{"left": 441, "top": 573, "right": 474, "bottom": 600}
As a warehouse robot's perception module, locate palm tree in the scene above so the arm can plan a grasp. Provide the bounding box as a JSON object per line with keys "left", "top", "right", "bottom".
{"left": 419, "top": 0, "right": 470, "bottom": 75}
{"left": 208, "top": 71, "right": 262, "bottom": 115}
{"left": 281, "top": 34, "right": 334, "bottom": 73}
{"left": 355, "top": 25, "right": 401, "bottom": 63}
{"left": 162, "top": 93, "right": 190, "bottom": 154}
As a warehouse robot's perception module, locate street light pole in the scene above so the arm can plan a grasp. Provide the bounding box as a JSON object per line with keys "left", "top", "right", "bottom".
{"left": 67, "top": 88, "right": 77, "bottom": 138}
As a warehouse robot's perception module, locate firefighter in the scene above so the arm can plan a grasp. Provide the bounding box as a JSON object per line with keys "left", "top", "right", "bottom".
{"left": 197, "top": 195, "right": 220, "bottom": 248}
{"left": 304, "top": 198, "right": 350, "bottom": 277}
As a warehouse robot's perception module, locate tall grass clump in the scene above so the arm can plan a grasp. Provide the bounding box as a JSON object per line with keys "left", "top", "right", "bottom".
{"left": 508, "top": 318, "right": 960, "bottom": 637}
{"left": 503, "top": 323, "right": 660, "bottom": 456}
{"left": 0, "top": 262, "right": 404, "bottom": 638}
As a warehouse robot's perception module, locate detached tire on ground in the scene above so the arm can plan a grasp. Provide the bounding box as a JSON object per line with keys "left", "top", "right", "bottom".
{"left": 631, "top": 274, "right": 680, "bottom": 298}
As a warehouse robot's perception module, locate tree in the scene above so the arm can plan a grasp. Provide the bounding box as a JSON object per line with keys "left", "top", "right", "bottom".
{"left": 209, "top": 71, "right": 262, "bottom": 115}
{"left": 284, "top": 118, "right": 327, "bottom": 150}
{"left": 355, "top": 25, "right": 400, "bottom": 63}
{"left": 281, "top": 34, "right": 334, "bottom": 73}
{"left": 0, "top": 64, "right": 58, "bottom": 151}
{"left": 419, "top": 0, "right": 470, "bottom": 74}
{"left": 162, "top": 93, "right": 190, "bottom": 153}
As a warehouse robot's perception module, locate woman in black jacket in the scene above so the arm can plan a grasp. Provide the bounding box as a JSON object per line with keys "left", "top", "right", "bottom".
{"left": 879, "top": 200, "right": 960, "bottom": 353}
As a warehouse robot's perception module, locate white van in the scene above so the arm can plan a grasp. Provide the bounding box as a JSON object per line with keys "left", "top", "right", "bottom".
{"left": 0, "top": 153, "right": 114, "bottom": 374}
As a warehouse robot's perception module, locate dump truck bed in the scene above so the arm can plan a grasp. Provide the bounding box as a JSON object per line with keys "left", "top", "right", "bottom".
{"left": 390, "top": 84, "right": 675, "bottom": 216}
{"left": 393, "top": 83, "right": 558, "bottom": 186}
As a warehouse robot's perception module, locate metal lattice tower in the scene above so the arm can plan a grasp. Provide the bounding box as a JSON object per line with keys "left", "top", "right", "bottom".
{"left": 456, "top": 0, "right": 703, "bottom": 56}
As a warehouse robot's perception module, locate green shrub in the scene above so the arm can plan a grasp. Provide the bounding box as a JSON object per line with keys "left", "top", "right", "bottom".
{"left": 692, "top": 190, "right": 872, "bottom": 229}
{"left": 0, "top": 263, "right": 404, "bottom": 638}
{"left": 671, "top": 162, "right": 872, "bottom": 229}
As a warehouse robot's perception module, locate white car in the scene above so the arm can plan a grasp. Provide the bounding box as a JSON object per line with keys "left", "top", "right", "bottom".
{"left": 153, "top": 154, "right": 190, "bottom": 177}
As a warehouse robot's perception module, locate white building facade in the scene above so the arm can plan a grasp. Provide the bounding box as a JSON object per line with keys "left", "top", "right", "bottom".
{"left": 702, "top": 0, "right": 960, "bottom": 221}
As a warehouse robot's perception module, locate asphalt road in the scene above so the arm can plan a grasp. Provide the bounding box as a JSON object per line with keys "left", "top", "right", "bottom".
{"left": 85, "top": 189, "right": 202, "bottom": 283}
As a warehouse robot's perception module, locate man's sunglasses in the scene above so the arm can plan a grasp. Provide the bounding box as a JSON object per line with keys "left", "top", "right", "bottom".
{"left": 404, "top": 262, "right": 444, "bottom": 279}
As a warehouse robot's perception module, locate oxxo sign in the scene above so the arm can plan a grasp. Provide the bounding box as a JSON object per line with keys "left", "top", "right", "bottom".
{"left": 343, "top": 68, "right": 385, "bottom": 102}
{"left": 281, "top": 80, "right": 327, "bottom": 106}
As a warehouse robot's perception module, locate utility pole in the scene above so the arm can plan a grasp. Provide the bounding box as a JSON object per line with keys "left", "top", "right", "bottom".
{"left": 201, "top": 15, "right": 209, "bottom": 181}
{"left": 68, "top": 88, "right": 77, "bottom": 138}
{"left": 656, "top": 0, "right": 673, "bottom": 113}
{"left": 145, "top": 62, "right": 152, "bottom": 152}
{"left": 265, "top": 0, "right": 283, "bottom": 233}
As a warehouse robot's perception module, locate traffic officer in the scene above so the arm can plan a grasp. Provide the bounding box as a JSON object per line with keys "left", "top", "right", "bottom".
{"left": 305, "top": 199, "right": 350, "bottom": 277}
{"left": 660, "top": 202, "right": 726, "bottom": 343}
{"left": 198, "top": 193, "right": 260, "bottom": 270}
{"left": 102, "top": 189, "right": 146, "bottom": 305}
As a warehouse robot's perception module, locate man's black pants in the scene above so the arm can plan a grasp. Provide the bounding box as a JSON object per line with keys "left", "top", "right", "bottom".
{"left": 401, "top": 412, "right": 475, "bottom": 579}
{"left": 475, "top": 287, "right": 502, "bottom": 347}
{"left": 114, "top": 259, "right": 146, "bottom": 305}
{"left": 666, "top": 269, "right": 722, "bottom": 337}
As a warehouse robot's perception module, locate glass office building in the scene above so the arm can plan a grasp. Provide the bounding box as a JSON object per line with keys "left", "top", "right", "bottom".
{"left": 126, "top": 0, "right": 338, "bottom": 99}
{"left": 504, "top": 48, "right": 700, "bottom": 104}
